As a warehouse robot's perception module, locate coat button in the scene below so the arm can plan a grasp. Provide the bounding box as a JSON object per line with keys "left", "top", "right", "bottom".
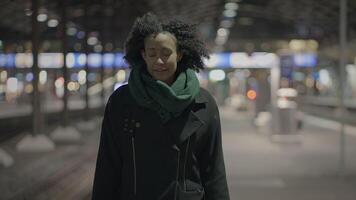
{"left": 135, "top": 122, "right": 141, "bottom": 128}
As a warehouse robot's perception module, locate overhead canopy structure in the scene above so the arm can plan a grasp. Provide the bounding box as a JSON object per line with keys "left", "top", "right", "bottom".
{"left": 0, "top": 0, "right": 355, "bottom": 53}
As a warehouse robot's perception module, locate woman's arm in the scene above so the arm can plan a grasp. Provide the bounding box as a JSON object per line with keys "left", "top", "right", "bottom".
{"left": 199, "top": 106, "right": 230, "bottom": 200}
{"left": 92, "top": 98, "right": 122, "bottom": 199}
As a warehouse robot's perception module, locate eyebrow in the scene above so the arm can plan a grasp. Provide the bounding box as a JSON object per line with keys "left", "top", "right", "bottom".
{"left": 146, "top": 47, "right": 173, "bottom": 52}
{"left": 162, "top": 47, "right": 172, "bottom": 51}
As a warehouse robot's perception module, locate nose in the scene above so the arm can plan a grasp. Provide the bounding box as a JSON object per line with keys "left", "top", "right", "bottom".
{"left": 156, "top": 57, "right": 164, "bottom": 64}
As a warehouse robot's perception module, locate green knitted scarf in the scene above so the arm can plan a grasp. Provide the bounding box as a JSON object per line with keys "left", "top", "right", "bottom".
{"left": 128, "top": 67, "right": 200, "bottom": 123}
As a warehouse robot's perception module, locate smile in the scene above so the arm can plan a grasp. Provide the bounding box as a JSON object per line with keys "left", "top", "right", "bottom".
{"left": 153, "top": 68, "right": 168, "bottom": 72}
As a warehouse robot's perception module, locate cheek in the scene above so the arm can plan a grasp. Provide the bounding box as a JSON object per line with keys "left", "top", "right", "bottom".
{"left": 167, "top": 61, "right": 177, "bottom": 71}
{"left": 167, "top": 56, "right": 178, "bottom": 67}
{"left": 144, "top": 58, "right": 155, "bottom": 66}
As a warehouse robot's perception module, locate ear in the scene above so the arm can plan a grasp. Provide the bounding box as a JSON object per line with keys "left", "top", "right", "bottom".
{"left": 177, "top": 52, "right": 183, "bottom": 62}
{"left": 140, "top": 49, "right": 146, "bottom": 60}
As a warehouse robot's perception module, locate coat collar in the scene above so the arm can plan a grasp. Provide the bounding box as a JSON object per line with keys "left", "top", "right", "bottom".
{"left": 194, "top": 89, "right": 208, "bottom": 104}
{"left": 121, "top": 85, "right": 208, "bottom": 145}
{"left": 123, "top": 87, "right": 208, "bottom": 105}
{"left": 167, "top": 110, "right": 205, "bottom": 145}
{"left": 166, "top": 88, "right": 209, "bottom": 145}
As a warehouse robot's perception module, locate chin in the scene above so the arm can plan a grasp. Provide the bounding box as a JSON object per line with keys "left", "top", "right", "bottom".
{"left": 154, "top": 74, "right": 169, "bottom": 81}
{"left": 155, "top": 77, "right": 173, "bottom": 84}
{"left": 156, "top": 77, "right": 168, "bottom": 82}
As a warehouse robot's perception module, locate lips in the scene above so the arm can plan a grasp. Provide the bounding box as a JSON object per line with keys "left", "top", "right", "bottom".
{"left": 153, "top": 68, "right": 168, "bottom": 72}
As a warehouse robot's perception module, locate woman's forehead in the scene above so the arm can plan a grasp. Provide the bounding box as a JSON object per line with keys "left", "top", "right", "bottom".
{"left": 144, "top": 32, "right": 177, "bottom": 49}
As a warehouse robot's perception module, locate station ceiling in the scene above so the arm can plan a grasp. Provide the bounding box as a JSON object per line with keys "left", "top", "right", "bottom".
{"left": 0, "top": 0, "right": 355, "bottom": 52}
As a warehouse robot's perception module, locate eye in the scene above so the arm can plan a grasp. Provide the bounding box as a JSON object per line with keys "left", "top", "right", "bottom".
{"left": 145, "top": 49, "right": 156, "bottom": 57}
{"left": 162, "top": 50, "right": 172, "bottom": 57}
{"left": 147, "top": 51, "right": 156, "bottom": 57}
{"left": 148, "top": 53, "right": 156, "bottom": 57}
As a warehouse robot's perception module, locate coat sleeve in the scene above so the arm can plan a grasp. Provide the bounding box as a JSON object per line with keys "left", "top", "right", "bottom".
{"left": 199, "top": 105, "right": 230, "bottom": 200}
{"left": 92, "top": 98, "right": 122, "bottom": 199}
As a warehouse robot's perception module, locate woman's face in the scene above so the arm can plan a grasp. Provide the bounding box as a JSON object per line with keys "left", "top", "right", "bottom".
{"left": 142, "top": 32, "right": 182, "bottom": 85}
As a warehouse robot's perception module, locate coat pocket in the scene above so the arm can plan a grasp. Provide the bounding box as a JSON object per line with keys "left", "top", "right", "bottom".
{"left": 178, "top": 180, "right": 205, "bottom": 200}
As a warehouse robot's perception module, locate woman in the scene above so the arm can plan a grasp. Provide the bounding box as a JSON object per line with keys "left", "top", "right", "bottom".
{"left": 92, "top": 13, "right": 230, "bottom": 200}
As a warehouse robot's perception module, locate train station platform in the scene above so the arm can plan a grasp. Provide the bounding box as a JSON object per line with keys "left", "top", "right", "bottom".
{"left": 1, "top": 106, "right": 356, "bottom": 200}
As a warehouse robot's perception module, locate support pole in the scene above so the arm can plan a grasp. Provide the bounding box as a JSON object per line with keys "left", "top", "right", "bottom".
{"left": 32, "top": 0, "right": 41, "bottom": 136}
{"left": 61, "top": 0, "right": 68, "bottom": 127}
{"left": 270, "top": 54, "right": 280, "bottom": 134}
{"left": 83, "top": 0, "right": 90, "bottom": 121}
{"left": 338, "top": 0, "right": 347, "bottom": 176}
{"left": 100, "top": 0, "right": 107, "bottom": 108}
{"left": 16, "top": 0, "right": 55, "bottom": 152}
{"left": 50, "top": 0, "right": 81, "bottom": 142}
{"left": 111, "top": 0, "right": 118, "bottom": 91}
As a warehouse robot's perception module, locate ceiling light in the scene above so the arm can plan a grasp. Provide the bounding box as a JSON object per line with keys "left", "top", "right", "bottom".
{"left": 225, "top": 3, "right": 239, "bottom": 10}
{"left": 24, "top": 8, "right": 32, "bottom": 16}
{"left": 220, "top": 19, "right": 234, "bottom": 28}
{"left": 88, "top": 37, "right": 98, "bottom": 45}
{"left": 47, "top": 19, "right": 58, "bottom": 27}
{"left": 223, "top": 10, "right": 236, "bottom": 18}
{"left": 217, "top": 28, "right": 229, "bottom": 37}
{"left": 67, "top": 27, "right": 77, "bottom": 36}
{"left": 215, "top": 36, "right": 228, "bottom": 45}
{"left": 37, "top": 14, "right": 47, "bottom": 22}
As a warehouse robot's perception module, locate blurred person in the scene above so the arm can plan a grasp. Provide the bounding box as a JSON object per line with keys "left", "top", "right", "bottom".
{"left": 92, "top": 12, "right": 230, "bottom": 200}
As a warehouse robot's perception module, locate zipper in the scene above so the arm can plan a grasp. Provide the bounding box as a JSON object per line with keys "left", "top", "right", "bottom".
{"left": 128, "top": 106, "right": 138, "bottom": 199}
{"left": 173, "top": 145, "right": 180, "bottom": 200}
{"left": 183, "top": 137, "right": 190, "bottom": 190}
{"left": 131, "top": 137, "right": 137, "bottom": 197}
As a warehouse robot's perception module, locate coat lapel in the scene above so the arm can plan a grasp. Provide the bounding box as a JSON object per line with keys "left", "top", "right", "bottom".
{"left": 123, "top": 85, "right": 208, "bottom": 146}
{"left": 165, "top": 89, "right": 208, "bottom": 146}
{"left": 178, "top": 111, "right": 204, "bottom": 144}
{"left": 167, "top": 109, "right": 204, "bottom": 146}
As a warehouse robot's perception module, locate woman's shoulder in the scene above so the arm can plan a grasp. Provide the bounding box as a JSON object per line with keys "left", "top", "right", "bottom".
{"left": 108, "top": 84, "right": 132, "bottom": 104}
{"left": 195, "top": 87, "right": 219, "bottom": 115}
{"left": 112, "top": 83, "right": 129, "bottom": 95}
{"left": 198, "top": 87, "right": 217, "bottom": 105}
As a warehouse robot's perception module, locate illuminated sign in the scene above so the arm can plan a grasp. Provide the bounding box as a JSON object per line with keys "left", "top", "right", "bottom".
{"left": 247, "top": 89, "right": 257, "bottom": 100}
{"left": 88, "top": 53, "right": 102, "bottom": 68}
{"left": 66, "top": 53, "right": 86, "bottom": 68}
{"left": 205, "top": 52, "right": 277, "bottom": 68}
{"left": 281, "top": 53, "right": 317, "bottom": 68}
{"left": 0, "top": 54, "right": 15, "bottom": 68}
{"left": 293, "top": 53, "right": 317, "bottom": 67}
{"left": 114, "top": 53, "right": 128, "bottom": 68}
{"left": 0, "top": 52, "right": 285, "bottom": 69}
{"left": 15, "top": 53, "right": 33, "bottom": 68}
{"left": 103, "top": 53, "right": 115, "bottom": 68}
{"left": 39, "top": 53, "right": 63, "bottom": 68}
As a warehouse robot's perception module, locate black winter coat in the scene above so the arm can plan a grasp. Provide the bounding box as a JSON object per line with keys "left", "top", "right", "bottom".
{"left": 92, "top": 85, "right": 230, "bottom": 200}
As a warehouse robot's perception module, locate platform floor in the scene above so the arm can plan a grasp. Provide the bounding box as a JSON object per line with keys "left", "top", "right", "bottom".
{"left": 1, "top": 106, "right": 356, "bottom": 200}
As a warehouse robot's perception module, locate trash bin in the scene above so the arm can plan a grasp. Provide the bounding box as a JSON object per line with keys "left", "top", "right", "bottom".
{"left": 276, "top": 88, "right": 298, "bottom": 134}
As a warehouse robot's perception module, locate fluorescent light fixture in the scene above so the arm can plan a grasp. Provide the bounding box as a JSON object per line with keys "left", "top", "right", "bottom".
{"left": 47, "top": 19, "right": 58, "bottom": 27}
{"left": 217, "top": 28, "right": 229, "bottom": 37}
{"left": 209, "top": 70, "right": 226, "bottom": 81}
{"left": 37, "top": 14, "right": 47, "bottom": 22}
{"left": 223, "top": 9, "right": 236, "bottom": 18}
{"left": 225, "top": 2, "right": 239, "bottom": 10}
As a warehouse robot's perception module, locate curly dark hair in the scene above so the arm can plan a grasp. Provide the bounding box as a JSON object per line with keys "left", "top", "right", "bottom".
{"left": 124, "top": 12, "right": 209, "bottom": 73}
